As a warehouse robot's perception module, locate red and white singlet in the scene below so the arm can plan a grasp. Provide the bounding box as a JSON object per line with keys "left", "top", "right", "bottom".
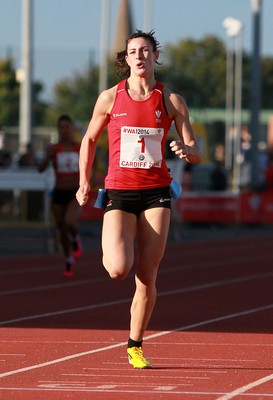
{"left": 53, "top": 142, "right": 80, "bottom": 177}
{"left": 105, "top": 79, "right": 172, "bottom": 189}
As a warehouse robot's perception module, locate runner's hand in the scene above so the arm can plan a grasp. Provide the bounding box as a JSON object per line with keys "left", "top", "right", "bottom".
{"left": 76, "top": 184, "right": 90, "bottom": 206}
{"left": 169, "top": 140, "right": 187, "bottom": 160}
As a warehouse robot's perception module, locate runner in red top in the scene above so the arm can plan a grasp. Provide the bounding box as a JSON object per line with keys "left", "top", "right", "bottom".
{"left": 76, "top": 30, "right": 201, "bottom": 368}
{"left": 38, "top": 115, "right": 82, "bottom": 277}
{"left": 106, "top": 79, "right": 172, "bottom": 189}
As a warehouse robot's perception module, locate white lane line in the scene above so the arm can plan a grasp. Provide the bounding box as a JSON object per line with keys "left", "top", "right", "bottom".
{"left": 1, "top": 271, "right": 273, "bottom": 326}
{"left": 0, "top": 265, "right": 186, "bottom": 296}
{"left": 2, "top": 386, "right": 273, "bottom": 397}
{"left": 0, "top": 259, "right": 101, "bottom": 277}
{"left": 1, "top": 302, "right": 273, "bottom": 379}
{"left": 158, "top": 271, "right": 273, "bottom": 298}
{"left": 0, "top": 387, "right": 230, "bottom": 396}
{"left": 0, "top": 265, "right": 59, "bottom": 277}
{"left": 77, "top": 367, "right": 227, "bottom": 374}
{"left": 0, "top": 298, "right": 132, "bottom": 326}
{"left": 147, "top": 303, "right": 273, "bottom": 338}
{"left": 0, "top": 342, "right": 127, "bottom": 378}
{"left": 216, "top": 373, "right": 273, "bottom": 400}
{"left": 0, "top": 276, "right": 108, "bottom": 296}
{"left": 0, "top": 257, "right": 273, "bottom": 296}
{"left": 64, "top": 372, "right": 210, "bottom": 381}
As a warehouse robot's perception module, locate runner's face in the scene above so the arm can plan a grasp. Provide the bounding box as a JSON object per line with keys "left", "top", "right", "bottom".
{"left": 125, "top": 37, "right": 158, "bottom": 77}
{"left": 58, "top": 120, "right": 73, "bottom": 140}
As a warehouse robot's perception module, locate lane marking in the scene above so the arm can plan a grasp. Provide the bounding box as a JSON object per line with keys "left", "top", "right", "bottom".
{"left": 0, "top": 298, "right": 131, "bottom": 326}
{"left": 1, "top": 271, "right": 273, "bottom": 326}
{"left": 1, "top": 302, "right": 273, "bottom": 379}
{"left": 0, "top": 276, "right": 108, "bottom": 296}
{"left": 64, "top": 372, "right": 210, "bottom": 381}
{"left": 2, "top": 386, "right": 273, "bottom": 397}
{"left": 0, "top": 387, "right": 231, "bottom": 395}
{"left": 216, "top": 373, "right": 273, "bottom": 400}
{"left": 158, "top": 271, "right": 273, "bottom": 298}
{"left": 77, "top": 367, "right": 227, "bottom": 374}
{"left": 154, "top": 386, "right": 177, "bottom": 391}
{"left": 2, "top": 250, "right": 273, "bottom": 291}
{"left": 0, "top": 342, "right": 127, "bottom": 378}
{"left": 2, "top": 249, "right": 273, "bottom": 394}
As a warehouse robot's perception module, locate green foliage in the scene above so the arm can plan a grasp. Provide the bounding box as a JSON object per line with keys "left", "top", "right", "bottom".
{"left": 163, "top": 36, "right": 227, "bottom": 107}
{"left": 0, "top": 58, "right": 20, "bottom": 125}
{"left": 261, "top": 57, "right": 273, "bottom": 109}
{"left": 32, "top": 81, "right": 47, "bottom": 125}
{"left": 1, "top": 35, "right": 273, "bottom": 127}
{"left": 0, "top": 58, "right": 46, "bottom": 126}
{"left": 45, "top": 66, "right": 100, "bottom": 125}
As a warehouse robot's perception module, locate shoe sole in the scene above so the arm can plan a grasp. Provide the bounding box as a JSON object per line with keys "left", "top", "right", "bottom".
{"left": 128, "top": 359, "right": 152, "bottom": 369}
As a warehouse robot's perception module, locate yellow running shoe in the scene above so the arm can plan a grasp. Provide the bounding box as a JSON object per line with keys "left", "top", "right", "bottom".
{"left": 127, "top": 347, "right": 152, "bottom": 369}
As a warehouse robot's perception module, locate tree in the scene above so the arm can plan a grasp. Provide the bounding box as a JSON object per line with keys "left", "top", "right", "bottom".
{"left": 0, "top": 57, "right": 46, "bottom": 126}
{"left": 261, "top": 57, "right": 273, "bottom": 109}
{"left": 162, "top": 36, "right": 227, "bottom": 108}
{"left": 44, "top": 57, "right": 121, "bottom": 126}
{"left": 45, "top": 66, "right": 101, "bottom": 125}
{"left": 47, "top": 35, "right": 273, "bottom": 121}
{"left": 0, "top": 58, "right": 20, "bottom": 125}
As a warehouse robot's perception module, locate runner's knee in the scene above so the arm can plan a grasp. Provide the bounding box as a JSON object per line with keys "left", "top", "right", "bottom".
{"left": 103, "top": 257, "right": 131, "bottom": 280}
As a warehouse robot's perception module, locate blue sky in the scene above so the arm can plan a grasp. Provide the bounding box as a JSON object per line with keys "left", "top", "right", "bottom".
{"left": 1, "top": 0, "right": 272, "bottom": 101}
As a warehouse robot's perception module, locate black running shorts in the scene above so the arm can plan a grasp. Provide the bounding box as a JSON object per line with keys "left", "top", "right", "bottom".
{"left": 51, "top": 188, "right": 78, "bottom": 206}
{"left": 104, "top": 186, "right": 171, "bottom": 217}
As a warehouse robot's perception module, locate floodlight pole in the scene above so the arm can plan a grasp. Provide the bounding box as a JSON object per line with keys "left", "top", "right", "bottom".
{"left": 19, "top": 0, "right": 33, "bottom": 152}
{"left": 224, "top": 33, "right": 234, "bottom": 174}
{"left": 233, "top": 29, "right": 243, "bottom": 191}
{"left": 223, "top": 17, "right": 243, "bottom": 192}
{"left": 249, "top": 0, "right": 262, "bottom": 189}
{"left": 98, "top": 0, "right": 110, "bottom": 94}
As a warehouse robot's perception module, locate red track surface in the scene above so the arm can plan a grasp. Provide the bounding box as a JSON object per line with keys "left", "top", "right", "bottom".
{"left": 1, "top": 231, "right": 273, "bottom": 399}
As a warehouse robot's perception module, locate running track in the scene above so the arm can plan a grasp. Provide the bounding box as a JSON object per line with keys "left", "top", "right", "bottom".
{"left": 1, "top": 228, "right": 273, "bottom": 399}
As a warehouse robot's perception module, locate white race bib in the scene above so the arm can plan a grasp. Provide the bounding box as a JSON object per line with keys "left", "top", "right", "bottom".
{"left": 56, "top": 152, "right": 79, "bottom": 173}
{"left": 120, "top": 126, "right": 164, "bottom": 169}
